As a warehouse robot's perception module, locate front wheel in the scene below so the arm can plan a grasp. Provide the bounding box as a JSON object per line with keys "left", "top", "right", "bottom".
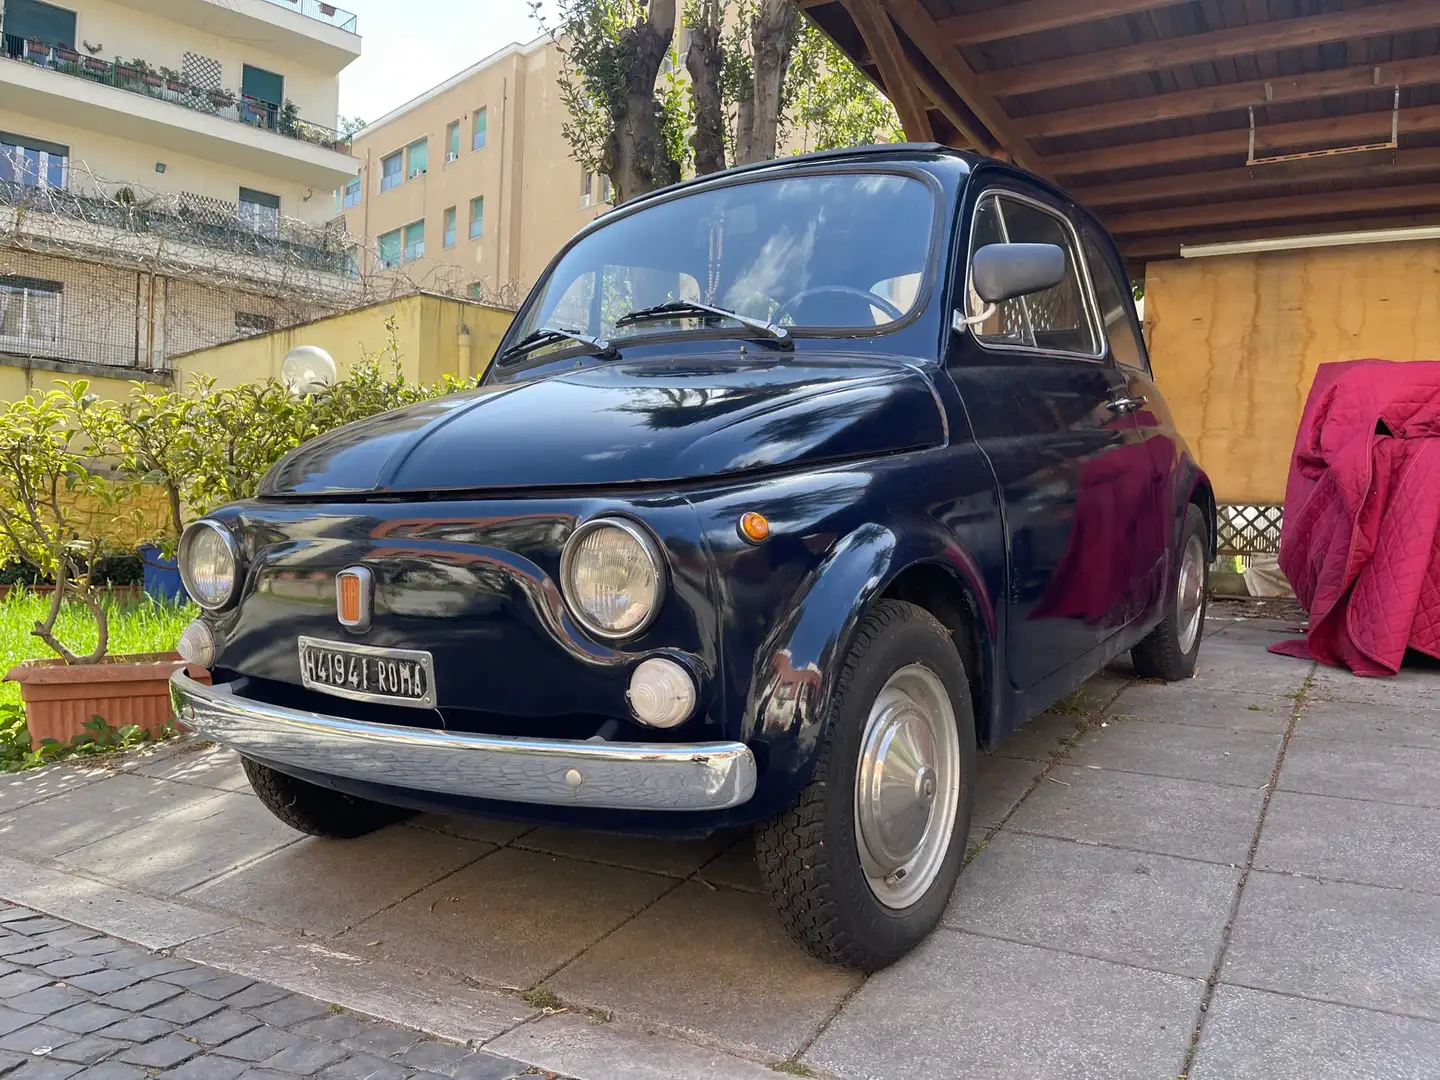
{"left": 756, "top": 600, "right": 977, "bottom": 971}
{"left": 1131, "top": 503, "right": 1210, "bottom": 681}
{"left": 242, "top": 757, "right": 411, "bottom": 837}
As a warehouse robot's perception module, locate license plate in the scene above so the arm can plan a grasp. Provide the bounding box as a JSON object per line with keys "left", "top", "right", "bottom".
{"left": 298, "top": 636, "right": 436, "bottom": 709}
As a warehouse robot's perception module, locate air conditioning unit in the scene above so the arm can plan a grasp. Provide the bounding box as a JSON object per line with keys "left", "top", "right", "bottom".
{"left": 409, "top": 167, "right": 425, "bottom": 178}
{"left": 445, "top": 151, "right": 459, "bottom": 163}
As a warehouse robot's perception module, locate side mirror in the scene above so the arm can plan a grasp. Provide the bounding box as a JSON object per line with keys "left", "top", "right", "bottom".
{"left": 971, "top": 243, "right": 1067, "bottom": 305}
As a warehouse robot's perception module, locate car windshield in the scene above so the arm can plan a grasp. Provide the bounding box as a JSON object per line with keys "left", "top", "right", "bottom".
{"left": 504, "top": 171, "right": 935, "bottom": 360}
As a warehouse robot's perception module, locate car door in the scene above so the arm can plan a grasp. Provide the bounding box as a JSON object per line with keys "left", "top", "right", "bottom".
{"left": 944, "top": 184, "right": 1151, "bottom": 690}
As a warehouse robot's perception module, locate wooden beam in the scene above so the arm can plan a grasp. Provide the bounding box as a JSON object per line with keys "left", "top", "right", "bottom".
{"left": 1105, "top": 182, "right": 1440, "bottom": 235}
{"left": 880, "top": 0, "right": 1049, "bottom": 175}
{"left": 1046, "top": 103, "right": 1440, "bottom": 177}
{"left": 841, "top": 0, "right": 934, "bottom": 141}
{"left": 1020, "top": 55, "right": 1440, "bottom": 139}
{"left": 908, "top": 46, "right": 994, "bottom": 152}
{"left": 978, "top": 0, "right": 1440, "bottom": 97}
{"left": 940, "top": 0, "right": 1179, "bottom": 45}
{"left": 1075, "top": 146, "right": 1440, "bottom": 208}
{"left": 1119, "top": 210, "right": 1440, "bottom": 260}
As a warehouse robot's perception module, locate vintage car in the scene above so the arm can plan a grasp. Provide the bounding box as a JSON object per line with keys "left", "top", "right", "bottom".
{"left": 170, "top": 144, "right": 1213, "bottom": 971}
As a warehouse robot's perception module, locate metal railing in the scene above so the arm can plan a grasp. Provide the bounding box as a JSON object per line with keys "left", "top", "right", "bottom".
{"left": 1, "top": 36, "right": 351, "bottom": 153}
{"left": 258, "top": 0, "right": 359, "bottom": 33}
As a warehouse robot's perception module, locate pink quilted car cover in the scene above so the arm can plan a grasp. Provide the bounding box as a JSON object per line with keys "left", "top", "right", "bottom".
{"left": 1272, "top": 359, "right": 1440, "bottom": 676}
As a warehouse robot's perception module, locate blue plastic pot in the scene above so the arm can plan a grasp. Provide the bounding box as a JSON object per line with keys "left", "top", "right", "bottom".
{"left": 139, "top": 544, "right": 187, "bottom": 602}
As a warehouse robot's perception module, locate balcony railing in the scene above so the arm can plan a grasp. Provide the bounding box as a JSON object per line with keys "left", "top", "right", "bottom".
{"left": 259, "top": 0, "right": 358, "bottom": 33}
{"left": 1, "top": 36, "right": 351, "bottom": 153}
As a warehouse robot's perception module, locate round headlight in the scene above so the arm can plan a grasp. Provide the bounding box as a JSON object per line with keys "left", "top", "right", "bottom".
{"left": 561, "top": 518, "right": 665, "bottom": 638}
{"left": 178, "top": 520, "right": 240, "bottom": 611}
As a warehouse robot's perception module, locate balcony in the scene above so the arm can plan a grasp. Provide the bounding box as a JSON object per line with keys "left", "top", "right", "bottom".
{"left": 0, "top": 40, "right": 358, "bottom": 189}
{"left": 260, "top": 0, "right": 358, "bottom": 34}
{"left": 107, "top": 0, "right": 360, "bottom": 72}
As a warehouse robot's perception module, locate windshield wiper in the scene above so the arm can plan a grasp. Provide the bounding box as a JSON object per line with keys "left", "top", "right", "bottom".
{"left": 500, "top": 326, "right": 619, "bottom": 363}
{"left": 613, "top": 301, "right": 791, "bottom": 348}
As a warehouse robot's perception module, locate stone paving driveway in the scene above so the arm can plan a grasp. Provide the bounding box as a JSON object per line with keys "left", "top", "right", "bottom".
{"left": 0, "top": 606, "right": 1437, "bottom": 1079}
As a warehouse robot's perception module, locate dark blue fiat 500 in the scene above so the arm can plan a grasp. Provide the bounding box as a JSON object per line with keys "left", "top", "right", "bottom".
{"left": 171, "top": 145, "right": 1212, "bottom": 970}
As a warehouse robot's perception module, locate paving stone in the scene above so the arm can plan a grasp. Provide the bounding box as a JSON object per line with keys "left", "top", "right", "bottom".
{"left": 6, "top": 919, "right": 65, "bottom": 938}
{"left": 0, "top": 777, "right": 217, "bottom": 861}
{"left": 397, "top": 1040, "right": 475, "bottom": 1073}
{"left": 154, "top": 1054, "right": 248, "bottom": 1080}
{"left": 992, "top": 710, "right": 1084, "bottom": 762}
{"left": 147, "top": 992, "right": 225, "bottom": 1025}
{"left": 1309, "top": 665, "right": 1440, "bottom": 709}
{"left": 54, "top": 969, "right": 140, "bottom": 996}
{"left": 211, "top": 1025, "right": 299, "bottom": 1062}
{"left": 245, "top": 993, "right": 330, "bottom": 1028}
{"left": 1006, "top": 765, "right": 1264, "bottom": 864}
{"left": 0, "top": 766, "right": 101, "bottom": 815}
{"left": 4, "top": 1060, "right": 83, "bottom": 1079}
{"left": 514, "top": 827, "right": 735, "bottom": 878}
{"left": 56, "top": 792, "right": 300, "bottom": 896}
{"left": 1224, "top": 871, "right": 1440, "bottom": 1020}
{"left": 1065, "top": 716, "right": 1282, "bottom": 788}
{"left": 1295, "top": 698, "right": 1440, "bottom": 750}
{"left": 46, "top": 1034, "right": 126, "bottom": 1064}
{"left": 1256, "top": 790, "right": 1440, "bottom": 894}
{"left": 341, "top": 847, "right": 674, "bottom": 988}
{"left": 0, "top": 974, "right": 50, "bottom": 1000}
{"left": 316, "top": 1052, "right": 411, "bottom": 1080}
{"left": 61, "top": 937, "right": 127, "bottom": 958}
{"left": 45, "top": 1003, "right": 130, "bottom": 1034}
{"left": 217, "top": 984, "right": 288, "bottom": 1011}
{"left": 0, "top": 1006, "right": 32, "bottom": 1037}
{"left": 548, "top": 881, "right": 862, "bottom": 1058}
{"left": 152, "top": 966, "right": 221, "bottom": 989}
{"left": 184, "top": 974, "right": 256, "bottom": 1001}
{"left": 129, "top": 744, "right": 249, "bottom": 792}
{"left": 4, "top": 985, "right": 86, "bottom": 1017}
{"left": 0, "top": 1023, "right": 73, "bottom": 1053}
{"left": 68, "top": 1064, "right": 146, "bottom": 1080}
{"left": 234, "top": 1070, "right": 296, "bottom": 1080}
{"left": 973, "top": 754, "right": 1044, "bottom": 828}
{"left": 694, "top": 837, "right": 761, "bottom": 892}
{"left": 178, "top": 1008, "right": 263, "bottom": 1047}
{"left": 35, "top": 958, "right": 102, "bottom": 980}
{"left": 257, "top": 1034, "right": 347, "bottom": 1073}
{"left": 188, "top": 827, "right": 491, "bottom": 936}
{"left": 944, "top": 832, "right": 1240, "bottom": 977}
{"left": 294, "top": 1013, "right": 373, "bottom": 1042}
{"left": 1112, "top": 684, "right": 1293, "bottom": 733}
{"left": 405, "top": 813, "right": 533, "bottom": 845}
{"left": 97, "top": 981, "right": 184, "bottom": 1012}
{"left": 1279, "top": 739, "right": 1440, "bottom": 808}
{"left": 805, "top": 931, "right": 1202, "bottom": 1080}
{"left": 115, "top": 1033, "right": 204, "bottom": 1069}
{"left": 1191, "top": 984, "right": 1440, "bottom": 1080}
{"left": 96, "top": 1015, "right": 176, "bottom": 1042}
{"left": 0, "top": 949, "right": 66, "bottom": 969}
{"left": 1191, "top": 643, "right": 1310, "bottom": 695}
{"left": 339, "top": 1022, "right": 422, "bottom": 1058}
{"left": 0, "top": 1050, "right": 27, "bottom": 1076}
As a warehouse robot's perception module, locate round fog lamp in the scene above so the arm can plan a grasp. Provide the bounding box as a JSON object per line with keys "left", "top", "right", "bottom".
{"left": 628, "top": 658, "right": 696, "bottom": 729}
{"left": 176, "top": 619, "right": 216, "bottom": 669}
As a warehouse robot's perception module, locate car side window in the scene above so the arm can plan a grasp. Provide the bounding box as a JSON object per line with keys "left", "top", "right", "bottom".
{"left": 1083, "top": 234, "right": 1149, "bottom": 373}
{"left": 965, "top": 192, "right": 1098, "bottom": 356}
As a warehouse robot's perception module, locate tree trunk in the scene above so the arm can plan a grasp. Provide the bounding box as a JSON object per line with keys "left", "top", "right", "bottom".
{"left": 738, "top": 0, "right": 797, "bottom": 165}
{"left": 604, "top": 0, "right": 680, "bottom": 203}
{"left": 686, "top": 3, "right": 726, "bottom": 176}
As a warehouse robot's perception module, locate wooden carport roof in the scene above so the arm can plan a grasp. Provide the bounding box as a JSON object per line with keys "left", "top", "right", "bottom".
{"left": 801, "top": 0, "right": 1440, "bottom": 261}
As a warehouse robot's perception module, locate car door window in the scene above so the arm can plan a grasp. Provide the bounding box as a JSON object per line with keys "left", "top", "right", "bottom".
{"left": 965, "top": 193, "right": 1099, "bottom": 356}
{"left": 1084, "top": 234, "right": 1149, "bottom": 373}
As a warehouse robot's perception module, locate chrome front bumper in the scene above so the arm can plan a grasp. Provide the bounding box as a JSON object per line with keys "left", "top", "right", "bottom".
{"left": 170, "top": 673, "right": 757, "bottom": 812}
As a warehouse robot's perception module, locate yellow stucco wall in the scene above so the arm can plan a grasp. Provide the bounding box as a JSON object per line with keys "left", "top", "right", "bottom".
{"left": 1145, "top": 242, "right": 1440, "bottom": 505}
{"left": 168, "top": 292, "right": 514, "bottom": 389}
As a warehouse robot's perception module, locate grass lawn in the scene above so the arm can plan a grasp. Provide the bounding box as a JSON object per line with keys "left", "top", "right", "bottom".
{"left": 0, "top": 588, "right": 195, "bottom": 711}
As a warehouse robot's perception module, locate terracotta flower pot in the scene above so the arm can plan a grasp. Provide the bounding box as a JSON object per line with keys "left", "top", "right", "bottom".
{"left": 4, "top": 653, "right": 211, "bottom": 747}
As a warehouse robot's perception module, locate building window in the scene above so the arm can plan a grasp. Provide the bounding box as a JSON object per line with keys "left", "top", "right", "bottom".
{"left": 580, "top": 171, "right": 592, "bottom": 208}
{"left": 377, "top": 228, "right": 401, "bottom": 269}
{"left": 600, "top": 173, "right": 612, "bottom": 204}
{"left": 0, "top": 132, "right": 67, "bottom": 188}
{"left": 3, "top": 0, "right": 76, "bottom": 51}
{"left": 238, "top": 187, "right": 280, "bottom": 237}
{"left": 338, "top": 175, "right": 361, "bottom": 210}
{"left": 403, "top": 219, "right": 425, "bottom": 262}
{"left": 469, "top": 196, "right": 484, "bottom": 239}
{"left": 406, "top": 138, "right": 427, "bottom": 179}
{"left": 380, "top": 151, "right": 402, "bottom": 192}
{"left": 473, "top": 107, "right": 487, "bottom": 151}
{"left": 234, "top": 311, "right": 275, "bottom": 336}
{"left": 443, "top": 207, "right": 456, "bottom": 248}
{"left": 0, "top": 274, "right": 62, "bottom": 346}
{"left": 446, "top": 121, "right": 460, "bottom": 162}
{"left": 240, "top": 64, "right": 284, "bottom": 128}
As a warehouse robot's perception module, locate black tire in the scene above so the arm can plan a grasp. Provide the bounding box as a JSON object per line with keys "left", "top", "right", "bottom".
{"left": 242, "top": 757, "right": 411, "bottom": 838}
{"left": 1131, "top": 503, "right": 1210, "bottom": 681}
{"left": 756, "top": 599, "right": 977, "bottom": 971}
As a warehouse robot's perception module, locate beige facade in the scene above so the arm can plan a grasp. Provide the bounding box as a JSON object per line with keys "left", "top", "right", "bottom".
{"left": 343, "top": 34, "right": 610, "bottom": 301}
{"left": 0, "top": 0, "right": 362, "bottom": 385}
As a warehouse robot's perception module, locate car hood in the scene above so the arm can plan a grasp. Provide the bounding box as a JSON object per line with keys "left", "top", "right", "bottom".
{"left": 259, "top": 355, "right": 946, "bottom": 496}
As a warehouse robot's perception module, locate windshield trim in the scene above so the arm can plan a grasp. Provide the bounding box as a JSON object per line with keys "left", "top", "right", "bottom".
{"left": 493, "top": 163, "right": 949, "bottom": 369}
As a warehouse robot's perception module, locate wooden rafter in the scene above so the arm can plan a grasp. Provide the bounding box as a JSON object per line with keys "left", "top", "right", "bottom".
{"left": 1020, "top": 56, "right": 1440, "bottom": 139}
{"left": 1120, "top": 210, "right": 1440, "bottom": 259}
{"left": 880, "top": 0, "right": 1047, "bottom": 176}
{"left": 840, "top": 0, "right": 934, "bottom": 142}
{"left": 939, "top": 0, "right": 1178, "bottom": 45}
{"left": 1106, "top": 183, "right": 1440, "bottom": 235}
{"left": 979, "top": 0, "right": 1440, "bottom": 97}
{"left": 907, "top": 49, "right": 996, "bottom": 153}
{"left": 1046, "top": 103, "right": 1440, "bottom": 177}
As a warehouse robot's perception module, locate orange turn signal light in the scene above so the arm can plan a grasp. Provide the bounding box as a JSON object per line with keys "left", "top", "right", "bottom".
{"left": 739, "top": 512, "right": 770, "bottom": 543}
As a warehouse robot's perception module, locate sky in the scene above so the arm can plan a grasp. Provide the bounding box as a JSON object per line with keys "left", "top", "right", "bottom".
{"left": 338, "top": 1, "right": 559, "bottom": 125}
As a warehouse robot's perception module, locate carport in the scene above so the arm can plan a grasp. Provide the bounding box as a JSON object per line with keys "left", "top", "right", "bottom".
{"left": 803, "top": 0, "right": 1440, "bottom": 538}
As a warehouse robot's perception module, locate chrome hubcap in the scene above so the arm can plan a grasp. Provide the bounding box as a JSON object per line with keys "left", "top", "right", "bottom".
{"left": 1177, "top": 534, "right": 1206, "bottom": 654}
{"left": 855, "top": 664, "right": 961, "bottom": 909}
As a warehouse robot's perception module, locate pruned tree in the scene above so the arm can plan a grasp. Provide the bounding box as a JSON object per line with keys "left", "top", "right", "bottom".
{"left": 737, "top": 0, "right": 798, "bottom": 165}
{"left": 685, "top": 1, "right": 727, "bottom": 175}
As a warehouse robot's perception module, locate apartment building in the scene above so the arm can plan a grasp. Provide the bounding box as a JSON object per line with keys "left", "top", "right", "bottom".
{"left": 342, "top": 33, "right": 612, "bottom": 304}
{"left": 0, "top": 0, "right": 362, "bottom": 385}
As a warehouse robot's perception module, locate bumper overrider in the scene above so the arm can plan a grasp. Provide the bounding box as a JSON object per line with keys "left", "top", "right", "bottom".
{"left": 169, "top": 672, "right": 757, "bottom": 812}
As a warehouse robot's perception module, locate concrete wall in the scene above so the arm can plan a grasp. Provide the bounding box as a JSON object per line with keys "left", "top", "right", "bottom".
{"left": 1145, "top": 241, "right": 1440, "bottom": 504}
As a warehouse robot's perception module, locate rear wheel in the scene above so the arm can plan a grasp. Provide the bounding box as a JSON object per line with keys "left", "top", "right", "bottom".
{"left": 242, "top": 758, "right": 411, "bottom": 838}
{"left": 1131, "top": 503, "right": 1209, "bottom": 681}
{"left": 756, "top": 600, "right": 976, "bottom": 971}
